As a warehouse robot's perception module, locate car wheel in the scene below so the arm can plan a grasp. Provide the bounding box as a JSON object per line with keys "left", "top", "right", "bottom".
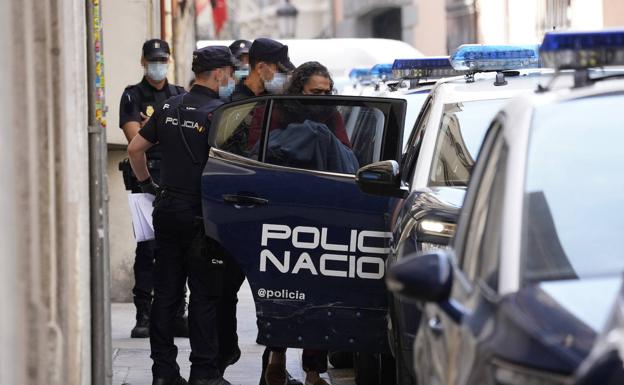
{"left": 390, "top": 312, "right": 416, "bottom": 385}
{"left": 328, "top": 351, "right": 353, "bottom": 369}
{"left": 354, "top": 352, "right": 380, "bottom": 385}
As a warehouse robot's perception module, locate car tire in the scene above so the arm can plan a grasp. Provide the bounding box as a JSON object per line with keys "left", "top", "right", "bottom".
{"left": 390, "top": 311, "right": 416, "bottom": 385}
{"left": 328, "top": 351, "right": 354, "bottom": 369}
{"left": 354, "top": 352, "right": 380, "bottom": 385}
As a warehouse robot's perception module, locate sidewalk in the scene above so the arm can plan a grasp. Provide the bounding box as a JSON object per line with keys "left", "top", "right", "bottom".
{"left": 112, "top": 280, "right": 355, "bottom": 385}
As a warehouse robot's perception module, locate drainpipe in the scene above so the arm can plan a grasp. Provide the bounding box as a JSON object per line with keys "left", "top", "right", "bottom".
{"left": 85, "top": 1, "right": 112, "bottom": 385}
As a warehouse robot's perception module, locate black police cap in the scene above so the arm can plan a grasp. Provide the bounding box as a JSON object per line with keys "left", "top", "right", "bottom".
{"left": 142, "top": 39, "right": 170, "bottom": 61}
{"left": 192, "top": 46, "right": 236, "bottom": 74}
{"left": 249, "top": 38, "right": 295, "bottom": 72}
{"left": 229, "top": 39, "right": 252, "bottom": 58}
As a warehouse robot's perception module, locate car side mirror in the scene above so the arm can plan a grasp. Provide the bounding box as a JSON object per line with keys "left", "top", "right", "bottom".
{"left": 386, "top": 249, "right": 454, "bottom": 303}
{"left": 355, "top": 160, "right": 408, "bottom": 198}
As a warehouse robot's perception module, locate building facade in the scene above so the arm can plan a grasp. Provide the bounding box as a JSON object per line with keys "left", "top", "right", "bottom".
{"left": 333, "top": 0, "right": 448, "bottom": 55}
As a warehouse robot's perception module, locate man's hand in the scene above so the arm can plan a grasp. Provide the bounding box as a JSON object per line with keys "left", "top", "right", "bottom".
{"left": 140, "top": 112, "right": 150, "bottom": 128}
{"left": 138, "top": 177, "right": 159, "bottom": 196}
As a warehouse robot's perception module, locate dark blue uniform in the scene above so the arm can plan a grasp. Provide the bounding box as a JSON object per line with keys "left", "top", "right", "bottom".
{"left": 139, "top": 85, "right": 226, "bottom": 382}
{"left": 119, "top": 77, "right": 186, "bottom": 337}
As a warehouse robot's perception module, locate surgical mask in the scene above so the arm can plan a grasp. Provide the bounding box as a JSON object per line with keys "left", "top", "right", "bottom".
{"left": 218, "top": 78, "right": 236, "bottom": 100}
{"left": 146, "top": 62, "right": 168, "bottom": 82}
{"left": 234, "top": 66, "right": 249, "bottom": 81}
{"left": 264, "top": 72, "right": 288, "bottom": 94}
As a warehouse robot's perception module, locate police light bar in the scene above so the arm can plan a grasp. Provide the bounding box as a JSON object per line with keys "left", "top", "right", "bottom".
{"left": 450, "top": 44, "right": 540, "bottom": 72}
{"left": 540, "top": 29, "right": 624, "bottom": 70}
{"left": 392, "top": 56, "right": 468, "bottom": 79}
{"left": 370, "top": 63, "right": 393, "bottom": 79}
{"left": 349, "top": 68, "right": 371, "bottom": 81}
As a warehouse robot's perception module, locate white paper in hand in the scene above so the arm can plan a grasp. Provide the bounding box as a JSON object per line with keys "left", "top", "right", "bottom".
{"left": 128, "top": 193, "right": 156, "bottom": 242}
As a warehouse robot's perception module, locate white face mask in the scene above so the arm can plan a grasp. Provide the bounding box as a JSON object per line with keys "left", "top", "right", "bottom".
{"left": 146, "top": 62, "right": 168, "bottom": 82}
{"left": 264, "top": 72, "right": 288, "bottom": 94}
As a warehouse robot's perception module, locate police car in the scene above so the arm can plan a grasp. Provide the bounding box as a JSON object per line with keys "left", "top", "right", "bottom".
{"left": 356, "top": 46, "right": 554, "bottom": 383}
{"left": 387, "top": 29, "right": 624, "bottom": 385}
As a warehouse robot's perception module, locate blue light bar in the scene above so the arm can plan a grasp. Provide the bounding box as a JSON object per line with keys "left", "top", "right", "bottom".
{"left": 370, "top": 63, "right": 393, "bottom": 79}
{"left": 349, "top": 68, "right": 371, "bottom": 80}
{"left": 392, "top": 56, "right": 468, "bottom": 79}
{"left": 450, "top": 44, "right": 540, "bottom": 72}
{"left": 540, "top": 29, "right": 624, "bottom": 69}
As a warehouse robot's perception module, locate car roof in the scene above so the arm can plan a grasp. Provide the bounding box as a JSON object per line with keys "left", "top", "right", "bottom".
{"left": 431, "top": 69, "right": 556, "bottom": 104}
{"left": 500, "top": 76, "right": 624, "bottom": 140}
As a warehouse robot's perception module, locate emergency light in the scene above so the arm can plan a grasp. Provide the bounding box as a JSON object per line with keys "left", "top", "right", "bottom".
{"left": 349, "top": 68, "right": 371, "bottom": 81}
{"left": 450, "top": 44, "right": 540, "bottom": 72}
{"left": 370, "top": 63, "right": 393, "bottom": 80}
{"left": 540, "top": 29, "right": 624, "bottom": 70}
{"left": 392, "top": 57, "right": 467, "bottom": 79}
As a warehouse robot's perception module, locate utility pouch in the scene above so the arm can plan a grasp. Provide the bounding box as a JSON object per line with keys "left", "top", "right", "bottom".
{"left": 118, "top": 158, "right": 138, "bottom": 191}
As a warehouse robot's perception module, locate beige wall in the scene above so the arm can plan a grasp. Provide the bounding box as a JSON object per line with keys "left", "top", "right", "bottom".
{"left": 604, "top": 0, "right": 624, "bottom": 27}
{"left": 412, "top": 0, "right": 447, "bottom": 55}
{"left": 108, "top": 150, "right": 137, "bottom": 302}
{"left": 102, "top": 0, "right": 161, "bottom": 302}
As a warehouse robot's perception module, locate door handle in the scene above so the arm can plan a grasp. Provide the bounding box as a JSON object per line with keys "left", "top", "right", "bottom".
{"left": 428, "top": 316, "right": 444, "bottom": 336}
{"left": 222, "top": 194, "right": 269, "bottom": 207}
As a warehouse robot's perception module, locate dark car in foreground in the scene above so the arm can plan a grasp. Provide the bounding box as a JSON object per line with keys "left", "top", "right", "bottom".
{"left": 387, "top": 29, "right": 624, "bottom": 385}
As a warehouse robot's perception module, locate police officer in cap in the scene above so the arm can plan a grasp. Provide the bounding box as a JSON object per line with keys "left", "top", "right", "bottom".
{"left": 128, "top": 45, "right": 237, "bottom": 385}
{"left": 229, "top": 39, "right": 252, "bottom": 84}
{"left": 118, "top": 38, "right": 188, "bottom": 339}
{"left": 231, "top": 37, "right": 295, "bottom": 101}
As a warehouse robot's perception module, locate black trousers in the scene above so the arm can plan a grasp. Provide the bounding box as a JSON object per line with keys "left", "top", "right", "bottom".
{"left": 133, "top": 240, "right": 155, "bottom": 311}
{"left": 150, "top": 195, "right": 222, "bottom": 381}
{"left": 217, "top": 250, "right": 246, "bottom": 368}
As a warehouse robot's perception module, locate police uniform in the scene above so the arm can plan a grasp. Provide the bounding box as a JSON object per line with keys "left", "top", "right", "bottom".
{"left": 138, "top": 46, "right": 235, "bottom": 385}
{"left": 118, "top": 39, "right": 187, "bottom": 339}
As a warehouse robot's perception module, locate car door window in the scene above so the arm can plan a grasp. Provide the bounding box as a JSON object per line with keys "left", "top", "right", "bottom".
{"left": 263, "top": 99, "right": 387, "bottom": 174}
{"left": 476, "top": 143, "right": 507, "bottom": 290}
{"left": 212, "top": 100, "right": 268, "bottom": 160}
{"left": 458, "top": 122, "right": 504, "bottom": 283}
{"left": 401, "top": 96, "right": 432, "bottom": 182}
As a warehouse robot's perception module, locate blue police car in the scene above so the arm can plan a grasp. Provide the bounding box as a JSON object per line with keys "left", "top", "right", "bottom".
{"left": 356, "top": 47, "right": 554, "bottom": 384}
{"left": 387, "top": 29, "right": 624, "bottom": 385}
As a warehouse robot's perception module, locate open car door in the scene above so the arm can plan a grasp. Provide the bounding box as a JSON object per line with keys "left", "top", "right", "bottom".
{"left": 202, "top": 95, "right": 406, "bottom": 352}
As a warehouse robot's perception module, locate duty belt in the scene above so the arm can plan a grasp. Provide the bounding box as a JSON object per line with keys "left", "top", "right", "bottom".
{"left": 159, "top": 186, "right": 201, "bottom": 202}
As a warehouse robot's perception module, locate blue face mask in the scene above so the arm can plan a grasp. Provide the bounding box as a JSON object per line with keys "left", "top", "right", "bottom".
{"left": 264, "top": 72, "right": 288, "bottom": 94}
{"left": 219, "top": 78, "right": 236, "bottom": 100}
{"left": 234, "top": 67, "right": 250, "bottom": 81}
{"left": 146, "top": 62, "right": 168, "bottom": 82}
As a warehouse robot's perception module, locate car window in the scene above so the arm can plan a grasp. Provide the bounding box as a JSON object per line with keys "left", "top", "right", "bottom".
{"left": 476, "top": 142, "right": 507, "bottom": 290}
{"left": 401, "top": 96, "right": 432, "bottom": 181}
{"left": 429, "top": 99, "right": 507, "bottom": 187}
{"left": 212, "top": 100, "right": 267, "bottom": 160}
{"left": 458, "top": 123, "right": 503, "bottom": 282}
{"left": 522, "top": 93, "right": 624, "bottom": 284}
{"left": 262, "top": 99, "right": 386, "bottom": 175}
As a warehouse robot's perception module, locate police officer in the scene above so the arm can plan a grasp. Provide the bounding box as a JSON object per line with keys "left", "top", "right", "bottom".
{"left": 229, "top": 39, "right": 251, "bottom": 84}
{"left": 230, "top": 37, "right": 294, "bottom": 101}
{"left": 127, "top": 46, "right": 237, "bottom": 385}
{"left": 118, "top": 38, "right": 188, "bottom": 339}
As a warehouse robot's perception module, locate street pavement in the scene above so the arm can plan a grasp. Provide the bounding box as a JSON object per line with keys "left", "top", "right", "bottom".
{"left": 112, "top": 280, "right": 355, "bottom": 385}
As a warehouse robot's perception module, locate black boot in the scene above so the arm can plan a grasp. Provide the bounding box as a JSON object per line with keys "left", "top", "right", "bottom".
{"left": 174, "top": 299, "right": 189, "bottom": 338}
{"left": 131, "top": 312, "right": 150, "bottom": 338}
{"left": 131, "top": 298, "right": 151, "bottom": 338}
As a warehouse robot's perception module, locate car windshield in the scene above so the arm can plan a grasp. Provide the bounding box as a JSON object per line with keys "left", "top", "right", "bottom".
{"left": 522, "top": 93, "right": 624, "bottom": 283}
{"left": 429, "top": 99, "right": 508, "bottom": 186}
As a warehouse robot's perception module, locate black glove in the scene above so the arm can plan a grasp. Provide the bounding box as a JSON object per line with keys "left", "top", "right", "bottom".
{"left": 138, "top": 176, "right": 159, "bottom": 196}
